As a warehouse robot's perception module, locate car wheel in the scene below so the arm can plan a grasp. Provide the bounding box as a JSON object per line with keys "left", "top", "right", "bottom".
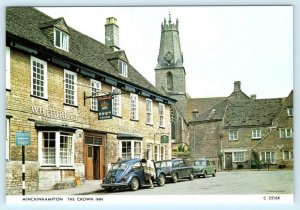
{"left": 189, "top": 173, "right": 194, "bottom": 181}
{"left": 172, "top": 173, "right": 178, "bottom": 183}
{"left": 130, "top": 177, "right": 139, "bottom": 191}
{"left": 212, "top": 170, "right": 216, "bottom": 177}
{"left": 157, "top": 174, "right": 166, "bottom": 186}
{"left": 203, "top": 171, "right": 207, "bottom": 178}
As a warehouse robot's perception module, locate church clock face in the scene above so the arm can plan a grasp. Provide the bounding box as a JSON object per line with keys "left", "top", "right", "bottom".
{"left": 164, "top": 51, "right": 173, "bottom": 63}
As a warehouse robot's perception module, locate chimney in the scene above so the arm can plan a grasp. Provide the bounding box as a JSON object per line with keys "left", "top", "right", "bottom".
{"left": 234, "top": 81, "right": 241, "bottom": 92}
{"left": 105, "top": 17, "right": 119, "bottom": 51}
{"left": 251, "top": 94, "right": 256, "bottom": 100}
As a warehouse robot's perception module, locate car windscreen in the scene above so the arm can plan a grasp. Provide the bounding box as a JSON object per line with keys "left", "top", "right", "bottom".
{"left": 192, "top": 160, "right": 206, "bottom": 166}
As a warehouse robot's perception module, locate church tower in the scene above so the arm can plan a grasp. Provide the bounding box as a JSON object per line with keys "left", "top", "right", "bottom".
{"left": 155, "top": 13, "right": 187, "bottom": 100}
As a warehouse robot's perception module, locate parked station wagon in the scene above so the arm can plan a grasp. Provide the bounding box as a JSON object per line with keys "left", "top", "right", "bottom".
{"left": 155, "top": 159, "right": 194, "bottom": 183}
{"left": 191, "top": 159, "right": 217, "bottom": 178}
{"left": 101, "top": 159, "right": 166, "bottom": 191}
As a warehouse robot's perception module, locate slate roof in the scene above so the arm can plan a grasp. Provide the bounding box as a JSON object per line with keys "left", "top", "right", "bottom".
{"left": 189, "top": 91, "right": 283, "bottom": 127}
{"left": 6, "top": 7, "right": 172, "bottom": 101}
{"left": 224, "top": 98, "right": 282, "bottom": 127}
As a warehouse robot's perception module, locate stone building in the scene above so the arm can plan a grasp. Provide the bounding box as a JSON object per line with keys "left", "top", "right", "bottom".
{"left": 155, "top": 15, "right": 293, "bottom": 169}
{"left": 155, "top": 14, "right": 190, "bottom": 152}
{"left": 189, "top": 82, "right": 293, "bottom": 170}
{"left": 6, "top": 7, "right": 175, "bottom": 194}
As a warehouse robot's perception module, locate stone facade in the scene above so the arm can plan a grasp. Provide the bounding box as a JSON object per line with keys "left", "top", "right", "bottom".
{"left": 189, "top": 83, "right": 293, "bottom": 170}
{"left": 155, "top": 14, "right": 189, "bottom": 150}
{"left": 6, "top": 8, "right": 174, "bottom": 194}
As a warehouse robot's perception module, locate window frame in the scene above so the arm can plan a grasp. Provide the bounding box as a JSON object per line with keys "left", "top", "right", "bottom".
{"left": 130, "top": 93, "right": 139, "bottom": 120}
{"left": 119, "top": 140, "right": 142, "bottom": 160}
{"left": 252, "top": 129, "right": 262, "bottom": 139}
{"left": 233, "top": 151, "right": 245, "bottom": 162}
{"left": 160, "top": 145, "right": 166, "bottom": 160}
{"left": 154, "top": 145, "right": 159, "bottom": 161}
{"left": 64, "top": 70, "right": 77, "bottom": 106}
{"left": 146, "top": 99, "right": 153, "bottom": 125}
{"left": 159, "top": 103, "right": 166, "bottom": 127}
{"left": 54, "top": 28, "right": 69, "bottom": 51}
{"left": 260, "top": 151, "right": 276, "bottom": 164}
{"left": 283, "top": 150, "right": 293, "bottom": 161}
{"left": 112, "top": 87, "right": 122, "bottom": 117}
{"left": 31, "top": 56, "right": 48, "bottom": 99}
{"left": 38, "top": 131, "right": 75, "bottom": 167}
{"left": 280, "top": 128, "right": 293, "bottom": 138}
{"left": 118, "top": 60, "right": 128, "bottom": 78}
{"left": 90, "top": 79, "right": 101, "bottom": 111}
{"left": 229, "top": 130, "right": 238, "bottom": 141}
{"left": 6, "top": 47, "right": 10, "bottom": 90}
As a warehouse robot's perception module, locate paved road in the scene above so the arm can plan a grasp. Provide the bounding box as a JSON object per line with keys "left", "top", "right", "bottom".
{"left": 98, "top": 170, "right": 293, "bottom": 195}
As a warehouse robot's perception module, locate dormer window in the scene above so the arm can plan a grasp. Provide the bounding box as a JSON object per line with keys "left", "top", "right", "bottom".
{"left": 118, "top": 60, "right": 128, "bottom": 77}
{"left": 54, "top": 28, "right": 69, "bottom": 51}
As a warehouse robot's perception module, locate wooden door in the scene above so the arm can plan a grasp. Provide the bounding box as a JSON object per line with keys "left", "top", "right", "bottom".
{"left": 93, "top": 146, "right": 100, "bottom": 180}
{"left": 85, "top": 145, "right": 94, "bottom": 180}
{"left": 225, "top": 153, "right": 233, "bottom": 170}
{"left": 84, "top": 133, "right": 106, "bottom": 180}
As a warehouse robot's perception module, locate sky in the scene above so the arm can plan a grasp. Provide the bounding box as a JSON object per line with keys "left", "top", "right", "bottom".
{"left": 36, "top": 6, "right": 293, "bottom": 99}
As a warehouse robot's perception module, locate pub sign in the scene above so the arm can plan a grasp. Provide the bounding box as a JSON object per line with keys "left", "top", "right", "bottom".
{"left": 98, "top": 96, "right": 112, "bottom": 120}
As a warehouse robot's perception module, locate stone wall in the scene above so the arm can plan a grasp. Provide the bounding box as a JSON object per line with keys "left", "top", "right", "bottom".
{"left": 6, "top": 47, "right": 173, "bottom": 194}
{"left": 6, "top": 161, "right": 39, "bottom": 195}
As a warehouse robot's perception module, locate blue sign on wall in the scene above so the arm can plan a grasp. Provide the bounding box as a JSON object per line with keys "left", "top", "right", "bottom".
{"left": 16, "top": 131, "right": 31, "bottom": 146}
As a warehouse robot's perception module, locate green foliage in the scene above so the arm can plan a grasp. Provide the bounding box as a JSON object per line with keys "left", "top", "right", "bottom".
{"left": 251, "top": 150, "right": 262, "bottom": 169}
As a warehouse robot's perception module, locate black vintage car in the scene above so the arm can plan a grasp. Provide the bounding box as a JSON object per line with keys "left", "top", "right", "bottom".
{"left": 101, "top": 159, "right": 166, "bottom": 191}
{"left": 155, "top": 159, "right": 194, "bottom": 183}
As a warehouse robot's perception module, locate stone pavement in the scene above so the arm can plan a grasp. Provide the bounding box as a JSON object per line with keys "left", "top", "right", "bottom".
{"left": 24, "top": 180, "right": 104, "bottom": 195}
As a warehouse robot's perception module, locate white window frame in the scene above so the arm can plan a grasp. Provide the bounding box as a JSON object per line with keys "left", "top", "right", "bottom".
{"left": 229, "top": 130, "right": 238, "bottom": 140}
{"left": 64, "top": 70, "right": 77, "bottom": 106}
{"left": 154, "top": 145, "right": 159, "bottom": 161}
{"left": 252, "top": 129, "right": 261, "bottom": 139}
{"left": 160, "top": 145, "right": 166, "bottom": 160}
{"left": 90, "top": 79, "right": 101, "bottom": 111}
{"left": 260, "top": 151, "right": 276, "bottom": 164}
{"left": 38, "top": 131, "right": 74, "bottom": 167}
{"left": 118, "top": 60, "right": 128, "bottom": 77}
{"left": 147, "top": 144, "right": 153, "bottom": 160}
{"left": 54, "top": 28, "right": 69, "bottom": 51}
{"left": 280, "top": 128, "right": 293, "bottom": 138}
{"left": 287, "top": 108, "right": 293, "bottom": 116}
{"left": 6, "top": 47, "right": 10, "bottom": 90}
{"left": 233, "top": 152, "right": 245, "bottom": 162}
{"left": 6, "top": 118, "right": 10, "bottom": 161}
{"left": 130, "top": 93, "right": 139, "bottom": 120}
{"left": 159, "top": 103, "right": 165, "bottom": 127}
{"left": 283, "top": 150, "right": 293, "bottom": 161}
{"left": 119, "top": 140, "right": 142, "bottom": 160}
{"left": 112, "top": 87, "right": 122, "bottom": 117}
{"left": 146, "top": 99, "right": 153, "bottom": 124}
{"left": 31, "top": 56, "right": 48, "bottom": 99}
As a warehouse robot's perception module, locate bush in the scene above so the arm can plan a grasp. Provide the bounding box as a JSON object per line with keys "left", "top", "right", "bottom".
{"left": 237, "top": 163, "right": 244, "bottom": 169}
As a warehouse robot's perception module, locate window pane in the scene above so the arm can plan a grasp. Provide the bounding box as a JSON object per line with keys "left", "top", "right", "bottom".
{"left": 55, "top": 30, "right": 61, "bottom": 47}
{"left": 60, "top": 133, "right": 73, "bottom": 165}
{"left": 42, "top": 132, "right": 56, "bottom": 165}
{"left": 32, "top": 57, "right": 46, "bottom": 98}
